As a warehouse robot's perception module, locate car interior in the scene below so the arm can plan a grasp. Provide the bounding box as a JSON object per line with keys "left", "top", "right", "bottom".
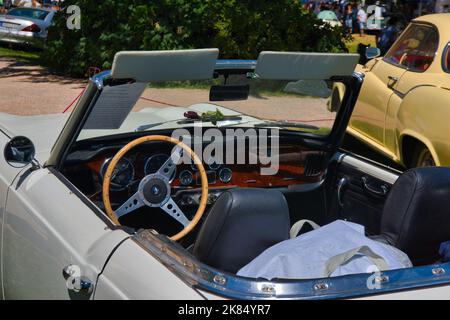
{"left": 60, "top": 126, "right": 450, "bottom": 278}
{"left": 57, "top": 55, "right": 450, "bottom": 280}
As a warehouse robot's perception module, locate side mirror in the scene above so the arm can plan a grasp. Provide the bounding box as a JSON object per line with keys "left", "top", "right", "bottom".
{"left": 365, "top": 47, "right": 381, "bottom": 60}
{"left": 4, "top": 136, "right": 36, "bottom": 168}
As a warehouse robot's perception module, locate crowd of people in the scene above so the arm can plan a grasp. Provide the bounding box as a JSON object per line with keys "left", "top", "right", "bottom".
{"left": 303, "top": 0, "right": 384, "bottom": 36}
{"left": 0, "top": 0, "right": 59, "bottom": 12}
{"left": 303, "top": 0, "right": 404, "bottom": 56}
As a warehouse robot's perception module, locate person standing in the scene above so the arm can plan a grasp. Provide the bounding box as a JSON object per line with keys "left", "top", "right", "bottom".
{"left": 357, "top": 4, "right": 367, "bottom": 36}
{"left": 344, "top": 3, "right": 354, "bottom": 34}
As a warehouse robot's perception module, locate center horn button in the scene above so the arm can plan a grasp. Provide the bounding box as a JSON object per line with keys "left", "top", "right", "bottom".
{"left": 142, "top": 178, "right": 168, "bottom": 204}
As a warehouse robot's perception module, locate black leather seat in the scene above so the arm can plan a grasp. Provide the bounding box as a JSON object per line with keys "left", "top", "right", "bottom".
{"left": 193, "top": 189, "right": 290, "bottom": 273}
{"left": 373, "top": 167, "right": 450, "bottom": 265}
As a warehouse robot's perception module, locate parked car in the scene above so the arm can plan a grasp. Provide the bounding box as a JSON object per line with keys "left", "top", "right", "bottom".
{"left": 0, "top": 6, "right": 55, "bottom": 48}
{"left": 2, "top": 49, "right": 450, "bottom": 300}
{"left": 332, "top": 13, "right": 450, "bottom": 168}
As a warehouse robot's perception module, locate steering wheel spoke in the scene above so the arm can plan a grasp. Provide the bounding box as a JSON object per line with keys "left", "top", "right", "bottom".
{"left": 157, "top": 146, "right": 182, "bottom": 180}
{"left": 161, "top": 198, "right": 190, "bottom": 227}
{"left": 115, "top": 192, "right": 144, "bottom": 219}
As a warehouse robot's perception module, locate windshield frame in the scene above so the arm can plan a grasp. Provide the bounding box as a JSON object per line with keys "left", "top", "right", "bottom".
{"left": 46, "top": 62, "right": 363, "bottom": 170}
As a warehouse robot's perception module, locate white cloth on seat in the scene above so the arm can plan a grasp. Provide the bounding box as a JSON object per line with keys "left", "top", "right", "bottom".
{"left": 237, "top": 220, "right": 412, "bottom": 280}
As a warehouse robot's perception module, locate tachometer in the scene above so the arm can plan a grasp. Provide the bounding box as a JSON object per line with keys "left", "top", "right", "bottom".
{"left": 219, "top": 167, "right": 233, "bottom": 183}
{"left": 145, "top": 154, "right": 176, "bottom": 181}
{"left": 179, "top": 170, "right": 193, "bottom": 186}
{"left": 100, "top": 157, "right": 134, "bottom": 191}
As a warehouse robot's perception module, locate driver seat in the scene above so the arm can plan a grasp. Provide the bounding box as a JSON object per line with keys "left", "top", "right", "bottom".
{"left": 193, "top": 189, "right": 290, "bottom": 273}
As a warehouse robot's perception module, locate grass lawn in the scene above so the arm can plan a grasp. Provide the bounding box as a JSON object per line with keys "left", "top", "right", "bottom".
{"left": 346, "top": 34, "right": 377, "bottom": 53}
{"left": 0, "top": 45, "right": 40, "bottom": 62}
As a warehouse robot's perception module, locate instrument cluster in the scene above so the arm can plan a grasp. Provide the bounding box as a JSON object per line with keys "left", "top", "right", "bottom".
{"left": 98, "top": 152, "right": 233, "bottom": 191}
{"left": 179, "top": 157, "right": 233, "bottom": 187}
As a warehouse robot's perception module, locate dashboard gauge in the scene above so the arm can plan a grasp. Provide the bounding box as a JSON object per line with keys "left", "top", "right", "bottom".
{"left": 145, "top": 154, "right": 176, "bottom": 181}
{"left": 179, "top": 170, "right": 193, "bottom": 186}
{"left": 206, "top": 157, "right": 222, "bottom": 171}
{"left": 219, "top": 167, "right": 232, "bottom": 183}
{"left": 100, "top": 157, "right": 134, "bottom": 191}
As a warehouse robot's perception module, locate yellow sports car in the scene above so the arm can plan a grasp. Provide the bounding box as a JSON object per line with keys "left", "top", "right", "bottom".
{"left": 345, "top": 14, "right": 450, "bottom": 168}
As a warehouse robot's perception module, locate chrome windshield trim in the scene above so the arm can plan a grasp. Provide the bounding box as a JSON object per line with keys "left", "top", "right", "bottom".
{"left": 214, "top": 59, "right": 257, "bottom": 70}
{"left": 91, "top": 70, "right": 111, "bottom": 89}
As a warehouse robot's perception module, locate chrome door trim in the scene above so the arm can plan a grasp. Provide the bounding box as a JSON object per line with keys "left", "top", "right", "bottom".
{"left": 337, "top": 153, "right": 400, "bottom": 185}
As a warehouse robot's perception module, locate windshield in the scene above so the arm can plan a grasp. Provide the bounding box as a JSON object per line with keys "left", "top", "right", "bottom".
{"left": 77, "top": 69, "right": 344, "bottom": 141}
{"left": 7, "top": 8, "right": 49, "bottom": 20}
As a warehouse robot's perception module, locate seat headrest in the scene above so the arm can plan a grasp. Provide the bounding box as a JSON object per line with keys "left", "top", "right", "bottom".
{"left": 193, "top": 189, "right": 290, "bottom": 273}
{"left": 380, "top": 167, "right": 450, "bottom": 264}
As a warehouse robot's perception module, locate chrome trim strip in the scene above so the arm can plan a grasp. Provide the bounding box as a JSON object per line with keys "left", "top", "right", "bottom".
{"left": 339, "top": 154, "right": 400, "bottom": 185}
{"left": 133, "top": 229, "right": 450, "bottom": 300}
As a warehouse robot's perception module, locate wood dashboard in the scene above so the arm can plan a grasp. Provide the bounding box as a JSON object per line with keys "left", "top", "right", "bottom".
{"left": 63, "top": 142, "right": 326, "bottom": 205}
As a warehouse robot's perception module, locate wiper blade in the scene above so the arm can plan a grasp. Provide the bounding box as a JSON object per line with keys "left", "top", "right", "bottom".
{"left": 253, "top": 121, "right": 319, "bottom": 131}
{"left": 135, "top": 119, "right": 185, "bottom": 132}
{"left": 135, "top": 116, "right": 245, "bottom": 131}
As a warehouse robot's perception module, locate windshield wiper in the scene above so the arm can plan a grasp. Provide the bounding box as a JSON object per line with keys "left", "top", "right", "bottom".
{"left": 253, "top": 120, "right": 320, "bottom": 131}
{"left": 136, "top": 119, "right": 186, "bottom": 131}
{"left": 135, "top": 116, "right": 245, "bottom": 132}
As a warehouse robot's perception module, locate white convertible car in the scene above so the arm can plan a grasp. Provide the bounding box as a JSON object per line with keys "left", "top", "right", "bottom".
{"left": 1, "top": 49, "right": 450, "bottom": 299}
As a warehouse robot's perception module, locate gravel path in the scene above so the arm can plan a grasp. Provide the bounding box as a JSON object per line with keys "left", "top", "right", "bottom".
{"left": 0, "top": 58, "right": 86, "bottom": 115}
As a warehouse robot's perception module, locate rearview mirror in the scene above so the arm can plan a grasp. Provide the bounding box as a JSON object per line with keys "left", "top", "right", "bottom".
{"left": 4, "top": 136, "right": 36, "bottom": 168}
{"left": 365, "top": 47, "right": 381, "bottom": 60}
{"left": 209, "top": 85, "right": 249, "bottom": 101}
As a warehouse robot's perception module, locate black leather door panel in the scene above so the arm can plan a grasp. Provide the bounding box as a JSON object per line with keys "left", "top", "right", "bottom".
{"left": 327, "top": 155, "right": 399, "bottom": 235}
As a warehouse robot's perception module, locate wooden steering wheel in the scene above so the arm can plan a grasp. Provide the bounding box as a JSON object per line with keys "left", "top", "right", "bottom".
{"left": 102, "top": 135, "right": 208, "bottom": 241}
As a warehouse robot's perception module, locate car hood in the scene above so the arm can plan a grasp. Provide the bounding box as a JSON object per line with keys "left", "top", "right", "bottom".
{"left": 0, "top": 112, "right": 69, "bottom": 163}
{"left": 0, "top": 104, "right": 250, "bottom": 163}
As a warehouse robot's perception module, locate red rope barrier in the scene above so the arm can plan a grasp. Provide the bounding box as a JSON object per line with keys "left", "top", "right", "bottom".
{"left": 139, "top": 96, "right": 182, "bottom": 108}
{"left": 62, "top": 87, "right": 86, "bottom": 113}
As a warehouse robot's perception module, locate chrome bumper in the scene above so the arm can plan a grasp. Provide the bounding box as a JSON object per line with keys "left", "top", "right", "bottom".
{"left": 0, "top": 28, "right": 46, "bottom": 48}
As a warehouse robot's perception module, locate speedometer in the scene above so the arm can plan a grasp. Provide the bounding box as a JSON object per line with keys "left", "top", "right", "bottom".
{"left": 100, "top": 157, "right": 134, "bottom": 191}
{"left": 145, "top": 154, "right": 176, "bottom": 181}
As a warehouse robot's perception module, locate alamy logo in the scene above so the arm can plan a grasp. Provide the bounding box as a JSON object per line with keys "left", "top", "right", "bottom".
{"left": 366, "top": 265, "right": 382, "bottom": 290}
{"left": 171, "top": 126, "right": 280, "bottom": 175}
{"left": 64, "top": 264, "right": 82, "bottom": 292}
{"left": 66, "top": 5, "right": 81, "bottom": 30}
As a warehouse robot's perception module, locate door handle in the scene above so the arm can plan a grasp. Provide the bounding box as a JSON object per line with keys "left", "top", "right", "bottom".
{"left": 337, "top": 177, "right": 348, "bottom": 208}
{"left": 361, "top": 176, "right": 389, "bottom": 197}
{"left": 387, "top": 76, "right": 399, "bottom": 89}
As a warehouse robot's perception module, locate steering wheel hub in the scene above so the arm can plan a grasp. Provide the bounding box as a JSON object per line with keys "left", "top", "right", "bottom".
{"left": 140, "top": 175, "right": 170, "bottom": 206}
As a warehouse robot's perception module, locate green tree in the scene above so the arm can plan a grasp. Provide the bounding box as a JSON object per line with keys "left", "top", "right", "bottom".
{"left": 42, "top": 0, "right": 348, "bottom": 77}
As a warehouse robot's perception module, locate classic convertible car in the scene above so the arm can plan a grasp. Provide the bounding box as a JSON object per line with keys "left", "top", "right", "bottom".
{"left": 2, "top": 49, "right": 450, "bottom": 300}
{"left": 345, "top": 14, "right": 450, "bottom": 168}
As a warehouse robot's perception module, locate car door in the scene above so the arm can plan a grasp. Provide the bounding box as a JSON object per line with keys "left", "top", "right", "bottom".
{"left": 349, "top": 24, "right": 428, "bottom": 148}
{"left": 326, "top": 152, "right": 400, "bottom": 236}
{"left": 2, "top": 165, "right": 130, "bottom": 299}
{"left": 384, "top": 23, "right": 440, "bottom": 156}
{"left": 0, "top": 133, "right": 27, "bottom": 300}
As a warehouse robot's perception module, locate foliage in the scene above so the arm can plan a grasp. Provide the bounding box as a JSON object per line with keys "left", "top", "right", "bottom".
{"left": 42, "top": 0, "right": 348, "bottom": 77}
